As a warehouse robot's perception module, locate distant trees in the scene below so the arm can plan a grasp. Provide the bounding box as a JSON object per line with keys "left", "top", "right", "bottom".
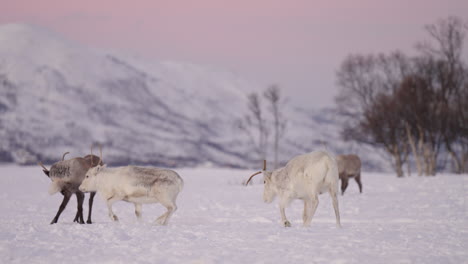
{"left": 419, "top": 17, "right": 468, "bottom": 175}
{"left": 239, "top": 85, "right": 287, "bottom": 168}
{"left": 238, "top": 93, "right": 269, "bottom": 161}
{"left": 336, "top": 52, "right": 411, "bottom": 177}
{"left": 336, "top": 16, "right": 468, "bottom": 176}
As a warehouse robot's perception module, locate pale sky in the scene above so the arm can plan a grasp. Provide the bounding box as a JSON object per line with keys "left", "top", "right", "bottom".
{"left": 1, "top": 0, "right": 467, "bottom": 107}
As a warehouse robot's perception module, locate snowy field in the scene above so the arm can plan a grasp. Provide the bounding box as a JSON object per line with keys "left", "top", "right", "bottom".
{"left": 0, "top": 165, "right": 467, "bottom": 264}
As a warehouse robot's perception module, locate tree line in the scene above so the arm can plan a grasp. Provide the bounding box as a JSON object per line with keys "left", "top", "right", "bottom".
{"left": 335, "top": 16, "right": 468, "bottom": 176}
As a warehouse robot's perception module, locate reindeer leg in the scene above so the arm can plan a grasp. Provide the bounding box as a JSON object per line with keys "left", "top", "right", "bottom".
{"left": 341, "top": 177, "right": 349, "bottom": 195}
{"left": 73, "top": 209, "right": 80, "bottom": 223}
{"left": 330, "top": 187, "right": 341, "bottom": 228}
{"left": 156, "top": 199, "right": 177, "bottom": 225}
{"left": 304, "top": 194, "right": 318, "bottom": 226}
{"left": 86, "top": 192, "right": 96, "bottom": 224}
{"left": 355, "top": 173, "right": 363, "bottom": 193}
{"left": 279, "top": 199, "right": 291, "bottom": 227}
{"left": 106, "top": 196, "right": 119, "bottom": 222}
{"left": 302, "top": 200, "right": 308, "bottom": 224}
{"left": 74, "top": 191, "right": 85, "bottom": 224}
{"left": 51, "top": 191, "right": 72, "bottom": 224}
{"left": 134, "top": 203, "right": 143, "bottom": 220}
{"left": 303, "top": 199, "right": 313, "bottom": 227}
{"left": 72, "top": 193, "right": 82, "bottom": 223}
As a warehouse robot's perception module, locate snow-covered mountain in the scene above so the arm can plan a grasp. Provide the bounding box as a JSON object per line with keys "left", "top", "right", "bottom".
{"left": 0, "top": 23, "right": 385, "bottom": 169}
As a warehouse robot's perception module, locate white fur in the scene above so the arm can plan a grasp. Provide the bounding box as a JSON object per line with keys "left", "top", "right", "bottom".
{"left": 79, "top": 165, "right": 184, "bottom": 225}
{"left": 48, "top": 180, "right": 63, "bottom": 195}
{"left": 261, "top": 150, "right": 341, "bottom": 227}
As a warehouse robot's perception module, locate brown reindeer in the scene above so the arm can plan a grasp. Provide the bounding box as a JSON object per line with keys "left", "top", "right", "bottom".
{"left": 38, "top": 146, "right": 103, "bottom": 224}
{"left": 336, "top": 154, "right": 362, "bottom": 195}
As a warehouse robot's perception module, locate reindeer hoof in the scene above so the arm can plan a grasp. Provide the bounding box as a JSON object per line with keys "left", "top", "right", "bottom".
{"left": 155, "top": 218, "right": 167, "bottom": 225}
{"left": 284, "top": 221, "right": 291, "bottom": 227}
{"left": 87, "top": 220, "right": 92, "bottom": 224}
{"left": 110, "top": 215, "right": 119, "bottom": 221}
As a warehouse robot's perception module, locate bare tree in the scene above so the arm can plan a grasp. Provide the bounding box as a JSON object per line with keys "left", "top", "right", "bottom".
{"left": 263, "top": 85, "right": 287, "bottom": 169}
{"left": 238, "top": 93, "right": 269, "bottom": 162}
{"left": 336, "top": 16, "right": 468, "bottom": 176}
{"left": 396, "top": 73, "right": 439, "bottom": 176}
{"left": 457, "top": 81, "right": 468, "bottom": 172}
{"left": 416, "top": 16, "right": 468, "bottom": 174}
{"left": 336, "top": 52, "right": 410, "bottom": 177}
{"left": 363, "top": 94, "right": 409, "bottom": 177}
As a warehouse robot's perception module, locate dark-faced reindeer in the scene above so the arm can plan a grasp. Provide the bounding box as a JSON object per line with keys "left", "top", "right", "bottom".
{"left": 79, "top": 160, "right": 184, "bottom": 225}
{"left": 38, "top": 147, "right": 103, "bottom": 224}
{"left": 336, "top": 154, "right": 362, "bottom": 195}
{"left": 245, "top": 150, "right": 341, "bottom": 227}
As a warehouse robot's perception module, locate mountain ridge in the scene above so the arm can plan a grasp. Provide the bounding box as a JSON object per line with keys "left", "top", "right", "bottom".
{"left": 0, "top": 23, "right": 386, "bottom": 170}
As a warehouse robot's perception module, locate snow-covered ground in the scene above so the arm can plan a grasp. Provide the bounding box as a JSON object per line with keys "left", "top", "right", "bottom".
{"left": 0, "top": 165, "right": 466, "bottom": 264}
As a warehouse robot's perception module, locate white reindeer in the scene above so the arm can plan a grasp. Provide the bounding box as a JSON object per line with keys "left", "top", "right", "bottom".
{"left": 245, "top": 150, "right": 341, "bottom": 227}
{"left": 79, "top": 163, "right": 184, "bottom": 225}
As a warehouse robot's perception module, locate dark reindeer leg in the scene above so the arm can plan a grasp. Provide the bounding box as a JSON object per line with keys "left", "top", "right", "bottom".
{"left": 73, "top": 194, "right": 80, "bottom": 222}
{"left": 73, "top": 193, "right": 80, "bottom": 222}
{"left": 51, "top": 191, "right": 72, "bottom": 224}
{"left": 73, "top": 210, "right": 80, "bottom": 223}
{"left": 341, "top": 176, "right": 349, "bottom": 195}
{"left": 86, "top": 192, "right": 96, "bottom": 224}
{"left": 355, "top": 173, "right": 363, "bottom": 193}
{"left": 73, "top": 192, "right": 85, "bottom": 224}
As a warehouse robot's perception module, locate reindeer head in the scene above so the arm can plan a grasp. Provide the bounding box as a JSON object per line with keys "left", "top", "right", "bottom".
{"left": 245, "top": 160, "right": 278, "bottom": 203}
{"left": 80, "top": 146, "right": 105, "bottom": 193}
{"left": 79, "top": 164, "right": 106, "bottom": 193}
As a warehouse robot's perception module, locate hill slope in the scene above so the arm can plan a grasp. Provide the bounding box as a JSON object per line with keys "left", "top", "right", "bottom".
{"left": 0, "top": 23, "right": 384, "bottom": 169}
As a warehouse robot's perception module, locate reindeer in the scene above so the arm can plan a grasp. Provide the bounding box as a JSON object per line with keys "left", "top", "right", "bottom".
{"left": 79, "top": 155, "right": 184, "bottom": 225}
{"left": 246, "top": 150, "right": 341, "bottom": 227}
{"left": 336, "top": 154, "right": 362, "bottom": 195}
{"left": 38, "top": 146, "right": 103, "bottom": 224}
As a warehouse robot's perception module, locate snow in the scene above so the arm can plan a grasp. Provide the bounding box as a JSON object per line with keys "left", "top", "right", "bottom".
{"left": 0, "top": 165, "right": 466, "bottom": 263}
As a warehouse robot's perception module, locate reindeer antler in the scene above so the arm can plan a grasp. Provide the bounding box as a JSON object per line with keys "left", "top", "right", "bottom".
{"left": 61, "top": 152, "right": 70, "bottom": 161}
{"left": 97, "top": 144, "right": 103, "bottom": 165}
{"left": 90, "top": 145, "right": 94, "bottom": 166}
{"left": 245, "top": 171, "right": 262, "bottom": 186}
{"left": 244, "top": 160, "right": 267, "bottom": 186}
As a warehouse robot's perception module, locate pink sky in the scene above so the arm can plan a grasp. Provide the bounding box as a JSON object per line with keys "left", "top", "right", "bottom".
{"left": 1, "top": 0, "right": 467, "bottom": 107}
